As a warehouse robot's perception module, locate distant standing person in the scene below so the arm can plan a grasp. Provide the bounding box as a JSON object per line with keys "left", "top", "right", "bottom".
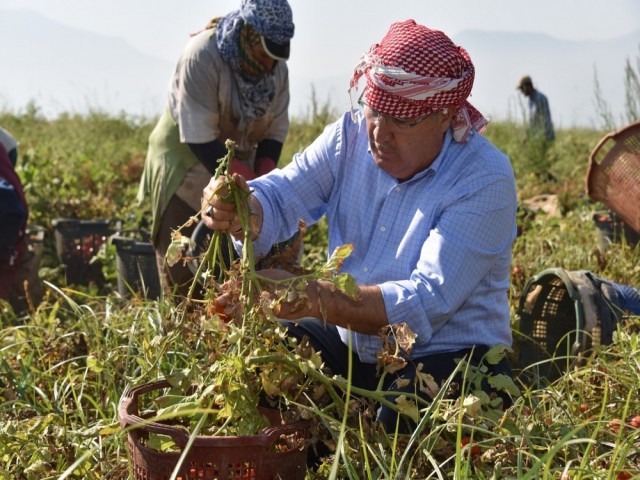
{"left": 517, "top": 75, "right": 555, "bottom": 141}
{"left": 137, "top": 0, "right": 295, "bottom": 298}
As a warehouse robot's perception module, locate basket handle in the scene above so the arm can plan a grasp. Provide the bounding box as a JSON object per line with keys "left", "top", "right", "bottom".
{"left": 589, "top": 133, "right": 617, "bottom": 167}
{"left": 119, "top": 410, "right": 307, "bottom": 449}
{"left": 118, "top": 380, "right": 189, "bottom": 447}
{"left": 586, "top": 133, "right": 617, "bottom": 200}
{"left": 118, "top": 381, "right": 194, "bottom": 446}
{"left": 261, "top": 420, "right": 308, "bottom": 441}
{"left": 120, "top": 411, "right": 196, "bottom": 447}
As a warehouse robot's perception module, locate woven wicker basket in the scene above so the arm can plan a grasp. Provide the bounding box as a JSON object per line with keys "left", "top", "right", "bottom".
{"left": 517, "top": 268, "right": 622, "bottom": 385}
{"left": 586, "top": 120, "right": 640, "bottom": 234}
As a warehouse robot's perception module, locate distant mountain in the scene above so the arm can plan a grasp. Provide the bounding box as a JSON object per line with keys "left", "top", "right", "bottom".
{"left": 1, "top": 8, "right": 639, "bottom": 128}
{"left": 0, "top": 8, "right": 173, "bottom": 118}
{"left": 453, "top": 29, "right": 640, "bottom": 128}
{"left": 294, "top": 29, "right": 640, "bottom": 128}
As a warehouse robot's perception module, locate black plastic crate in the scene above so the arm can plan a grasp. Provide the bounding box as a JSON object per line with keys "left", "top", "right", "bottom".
{"left": 52, "top": 218, "right": 121, "bottom": 286}
{"left": 111, "top": 233, "right": 161, "bottom": 299}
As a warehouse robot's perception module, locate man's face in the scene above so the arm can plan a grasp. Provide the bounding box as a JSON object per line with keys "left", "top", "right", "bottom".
{"left": 519, "top": 83, "right": 533, "bottom": 97}
{"left": 364, "top": 107, "right": 453, "bottom": 181}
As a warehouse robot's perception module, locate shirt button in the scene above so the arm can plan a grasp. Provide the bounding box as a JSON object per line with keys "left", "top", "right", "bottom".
{"left": 395, "top": 187, "right": 401, "bottom": 192}
{"left": 363, "top": 267, "right": 369, "bottom": 272}
{"left": 380, "top": 226, "right": 386, "bottom": 232}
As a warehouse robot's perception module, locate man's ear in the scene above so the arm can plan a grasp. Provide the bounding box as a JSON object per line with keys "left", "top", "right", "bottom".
{"left": 438, "top": 108, "right": 457, "bottom": 133}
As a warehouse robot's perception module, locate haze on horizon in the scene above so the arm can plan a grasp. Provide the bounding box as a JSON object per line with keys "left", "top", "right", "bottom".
{"left": 1, "top": 0, "right": 639, "bottom": 128}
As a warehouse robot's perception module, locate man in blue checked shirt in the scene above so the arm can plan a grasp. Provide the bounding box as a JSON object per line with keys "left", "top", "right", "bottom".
{"left": 202, "top": 19, "right": 518, "bottom": 433}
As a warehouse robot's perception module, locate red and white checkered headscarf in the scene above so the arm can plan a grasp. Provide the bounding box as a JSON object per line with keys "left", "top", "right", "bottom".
{"left": 350, "top": 20, "right": 488, "bottom": 143}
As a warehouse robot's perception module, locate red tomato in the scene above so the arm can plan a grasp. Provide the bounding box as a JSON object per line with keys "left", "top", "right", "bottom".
{"left": 461, "top": 437, "right": 481, "bottom": 458}
{"left": 609, "top": 419, "right": 622, "bottom": 433}
{"left": 207, "top": 301, "right": 230, "bottom": 322}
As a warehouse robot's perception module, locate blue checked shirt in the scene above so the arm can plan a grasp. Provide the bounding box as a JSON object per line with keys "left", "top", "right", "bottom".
{"left": 248, "top": 110, "right": 517, "bottom": 363}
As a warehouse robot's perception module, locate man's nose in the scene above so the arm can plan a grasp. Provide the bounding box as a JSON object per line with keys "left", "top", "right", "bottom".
{"left": 373, "top": 116, "right": 395, "bottom": 139}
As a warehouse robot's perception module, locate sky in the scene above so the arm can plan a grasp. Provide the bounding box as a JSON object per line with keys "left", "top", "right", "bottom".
{"left": 1, "top": 0, "right": 639, "bottom": 124}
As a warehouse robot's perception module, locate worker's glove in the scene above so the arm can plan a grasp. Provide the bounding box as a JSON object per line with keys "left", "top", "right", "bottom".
{"left": 254, "top": 157, "right": 277, "bottom": 177}
{"left": 229, "top": 158, "right": 256, "bottom": 181}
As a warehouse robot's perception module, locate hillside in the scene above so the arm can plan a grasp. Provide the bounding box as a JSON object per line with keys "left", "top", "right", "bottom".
{"left": 1, "top": 7, "right": 639, "bottom": 127}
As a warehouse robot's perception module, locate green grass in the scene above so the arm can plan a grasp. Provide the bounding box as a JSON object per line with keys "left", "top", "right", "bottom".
{"left": 1, "top": 104, "right": 639, "bottom": 479}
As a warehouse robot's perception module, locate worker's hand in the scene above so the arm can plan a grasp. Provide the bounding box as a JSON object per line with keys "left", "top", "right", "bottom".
{"left": 201, "top": 174, "right": 250, "bottom": 233}
{"left": 213, "top": 268, "right": 309, "bottom": 320}
{"left": 230, "top": 158, "right": 256, "bottom": 180}
{"left": 259, "top": 268, "right": 295, "bottom": 282}
{"left": 258, "top": 268, "right": 318, "bottom": 320}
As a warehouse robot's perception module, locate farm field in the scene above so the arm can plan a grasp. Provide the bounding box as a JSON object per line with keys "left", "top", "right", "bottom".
{"left": 1, "top": 101, "right": 639, "bottom": 479}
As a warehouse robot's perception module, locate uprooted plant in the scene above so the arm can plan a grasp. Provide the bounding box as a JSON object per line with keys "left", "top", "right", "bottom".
{"left": 125, "top": 140, "right": 519, "bottom": 478}
{"left": 134, "top": 141, "right": 369, "bottom": 441}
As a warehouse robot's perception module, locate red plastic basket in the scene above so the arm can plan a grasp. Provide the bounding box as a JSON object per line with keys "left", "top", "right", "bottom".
{"left": 586, "top": 120, "right": 640, "bottom": 234}
{"left": 118, "top": 381, "right": 309, "bottom": 480}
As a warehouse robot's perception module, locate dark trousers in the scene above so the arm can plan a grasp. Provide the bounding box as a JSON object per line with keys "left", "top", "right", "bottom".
{"left": 283, "top": 318, "right": 514, "bottom": 434}
{"left": 154, "top": 195, "right": 201, "bottom": 299}
{"left": 1, "top": 238, "right": 43, "bottom": 314}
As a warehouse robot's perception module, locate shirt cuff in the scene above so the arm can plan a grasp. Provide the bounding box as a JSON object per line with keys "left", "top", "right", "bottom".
{"left": 246, "top": 185, "right": 275, "bottom": 257}
{"left": 378, "top": 280, "right": 433, "bottom": 344}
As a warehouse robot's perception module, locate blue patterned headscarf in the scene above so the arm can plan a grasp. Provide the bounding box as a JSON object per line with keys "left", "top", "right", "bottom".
{"left": 241, "top": 0, "right": 294, "bottom": 45}
{"left": 215, "top": 0, "right": 294, "bottom": 120}
{"left": 216, "top": 0, "right": 294, "bottom": 69}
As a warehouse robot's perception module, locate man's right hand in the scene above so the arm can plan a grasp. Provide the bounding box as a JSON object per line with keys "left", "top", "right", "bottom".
{"left": 201, "top": 174, "right": 249, "bottom": 233}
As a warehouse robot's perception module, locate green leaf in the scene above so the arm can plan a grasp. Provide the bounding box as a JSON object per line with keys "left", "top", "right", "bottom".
{"left": 98, "top": 423, "right": 121, "bottom": 436}
{"left": 153, "top": 394, "right": 191, "bottom": 409}
{"left": 322, "top": 243, "right": 353, "bottom": 273}
{"left": 165, "top": 234, "right": 193, "bottom": 267}
{"left": 147, "top": 433, "right": 178, "bottom": 452}
{"left": 260, "top": 372, "right": 282, "bottom": 397}
{"left": 483, "top": 344, "right": 512, "bottom": 365}
{"left": 86, "top": 355, "right": 103, "bottom": 373}
{"left": 165, "top": 370, "right": 192, "bottom": 391}
{"left": 332, "top": 273, "right": 359, "bottom": 299}
{"left": 488, "top": 373, "right": 521, "bottom": 396}
{"left": 394, "top": 395, "right": 420, "bottom": 422}
{"left": 415, "top": 368, "right": 439, "bottom": 398}
{"left": 156, "top": 400, "right": 200, "bottom": 419}
{"left": 462, "top": 394, "right": 484, "bottom": 417}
